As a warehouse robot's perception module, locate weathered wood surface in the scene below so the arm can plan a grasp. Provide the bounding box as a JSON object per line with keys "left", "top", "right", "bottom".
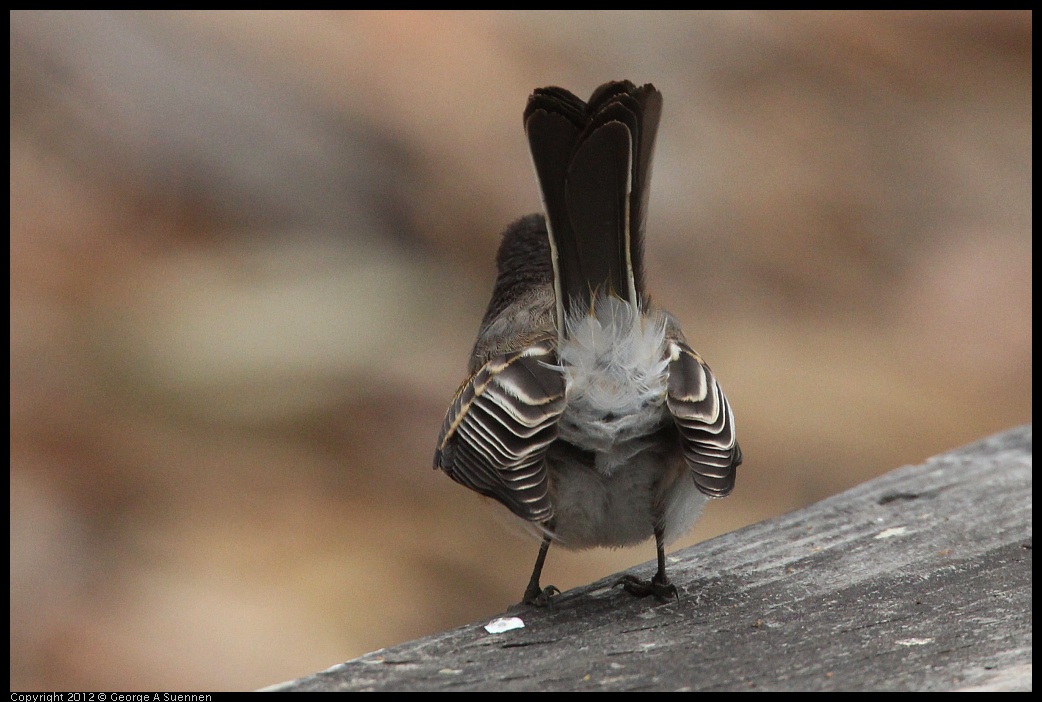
{"left": 273, "top": 425, "right": 1032, "bottom": 692}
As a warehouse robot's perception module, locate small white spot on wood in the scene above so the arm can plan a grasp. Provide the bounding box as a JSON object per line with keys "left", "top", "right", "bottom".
{"left": 874, "top": 526, "right": 908, "bottom": 539}
{"left": 484, "top": 616, "right": 525, "bottom": 633}
{"left": 896, "top": 638, "right": 934, "bottom": 647}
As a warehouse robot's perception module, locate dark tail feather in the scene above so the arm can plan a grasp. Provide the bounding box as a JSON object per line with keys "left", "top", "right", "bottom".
{"left": 523, "top": 81, "right": 662, "bottom": 323}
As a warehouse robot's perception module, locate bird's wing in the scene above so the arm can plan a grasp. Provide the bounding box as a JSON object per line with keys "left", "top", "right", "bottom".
{"left": 434, "top": 339, "right": 565, "bottom": 522}
{"left": 665, "top": 340, "right": 742, "bottom": 497}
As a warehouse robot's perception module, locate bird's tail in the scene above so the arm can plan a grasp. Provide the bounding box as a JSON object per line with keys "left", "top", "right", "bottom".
{"left": 523, "top": 80, "right": 662, "bottom": 329}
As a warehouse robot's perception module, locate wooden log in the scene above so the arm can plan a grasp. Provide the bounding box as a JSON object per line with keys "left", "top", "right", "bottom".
{"left": 272, "top": 425, "right": 1032, "bottom": 691}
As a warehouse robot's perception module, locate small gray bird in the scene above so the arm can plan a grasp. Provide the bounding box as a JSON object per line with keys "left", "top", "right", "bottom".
{"left": 434, "top": 80, "right": 741, "bottom": 605}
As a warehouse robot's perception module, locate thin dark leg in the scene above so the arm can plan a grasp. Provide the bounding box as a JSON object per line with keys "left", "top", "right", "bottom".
{"left": 521, "top": 535, "right": 560, "bottom": 607}
{"left": 653, "top": 529, "right": 670, "bottom": 585}
{"left": 618, "top": 527, "right": 679, "bottom": 602}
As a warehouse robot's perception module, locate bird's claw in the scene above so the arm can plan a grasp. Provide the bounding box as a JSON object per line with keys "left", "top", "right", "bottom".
{"left": 520, "top": 584, "right": 561, "bottom": 608}
{"left": 616, "top": 574, "right": 679, "bottom": 602}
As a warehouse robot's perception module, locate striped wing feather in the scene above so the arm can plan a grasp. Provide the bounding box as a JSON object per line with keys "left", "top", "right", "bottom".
{"left": 666, "top": 341, "right": 742, "bottom": 497}
{"left": 434, "top": 340, "right": 565, "bottom": 522}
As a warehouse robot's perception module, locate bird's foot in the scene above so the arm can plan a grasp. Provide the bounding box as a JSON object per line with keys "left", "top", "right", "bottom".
{"left": 617, "top": 574, "right": 679, "bottom": 602}
{"left": 519, "top": 583, "right": 561, "bottom": 608}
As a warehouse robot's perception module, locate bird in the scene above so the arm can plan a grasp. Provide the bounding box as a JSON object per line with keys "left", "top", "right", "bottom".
{"left": 433, "top": 80, "right": 741, "bottom": 606}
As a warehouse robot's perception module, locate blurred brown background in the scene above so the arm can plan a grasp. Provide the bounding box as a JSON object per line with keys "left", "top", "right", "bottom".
{"left": 10, "top": 10, "right": 1031, "bottom": 691}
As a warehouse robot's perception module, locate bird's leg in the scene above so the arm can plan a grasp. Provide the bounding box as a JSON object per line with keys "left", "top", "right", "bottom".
{"left": 618, "top": 527, "right": 680, "bottom": 602}
{"left": 521, "top": 534, "right": 560, "bottom": 607}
